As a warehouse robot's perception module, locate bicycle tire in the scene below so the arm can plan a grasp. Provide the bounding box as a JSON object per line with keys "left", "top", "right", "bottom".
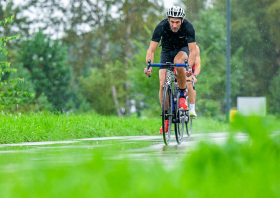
{"left": 174, "top": 91, "right": 184, "bottom": 145}
{"left": 185, "top": 118, "right": 192, "bottom": 137}
{"left": 162, "top": 85, "right": 172, "bottom": 146}
{"left": 185, "top": 93, "right": 193, "bottom": 137}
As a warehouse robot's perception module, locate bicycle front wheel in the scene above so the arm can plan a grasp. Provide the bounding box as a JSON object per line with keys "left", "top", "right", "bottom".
{"left": 175, "top": 91, "right": 184, "bottom": 144}
{"left": 162, "top": 85, "right": 172, "bottom": 146}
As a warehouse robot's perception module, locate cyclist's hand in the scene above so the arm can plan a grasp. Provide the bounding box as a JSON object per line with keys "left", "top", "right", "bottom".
{"left": 144, "top": 67, "right": 152, "bottom": 77}
{"left": 186, "top": 68, "right": 192, "bottom": 77}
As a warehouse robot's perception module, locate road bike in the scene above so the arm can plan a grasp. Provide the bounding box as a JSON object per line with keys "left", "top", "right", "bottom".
{"left": 146, "top": 59, "right": 193, "bottom": 146}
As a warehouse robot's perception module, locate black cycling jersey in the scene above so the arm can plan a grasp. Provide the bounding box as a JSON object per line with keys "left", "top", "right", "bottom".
{"left": 151, "top": 19, "right": 196, "bottom": 50}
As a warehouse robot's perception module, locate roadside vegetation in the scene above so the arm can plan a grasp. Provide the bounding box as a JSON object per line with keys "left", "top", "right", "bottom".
{"left": 0, "top": 112, "right": 232, "bottom": 144}
{"left": 1, "top": 115, "right": 280, "bottom": 197}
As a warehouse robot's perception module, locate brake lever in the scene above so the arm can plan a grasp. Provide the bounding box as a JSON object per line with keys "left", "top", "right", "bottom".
{"left": 185, "top": 59, "right": 190, "bottom": 76}
{"left": 146, "top": 59, "right": 151, "bottom": 77}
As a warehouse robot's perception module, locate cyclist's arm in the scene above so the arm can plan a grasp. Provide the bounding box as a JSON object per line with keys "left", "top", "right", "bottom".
{"left": 144, "top": 41, "right": 158, "bottom": 76}
{"left": 146, "top": 41, "right": 159, "bottom": 63}
{"left": 194, "top": 45, "right": 201, "bottom": 76}
{"left": 188, "top": 42, "right": 197, "bottom": 68}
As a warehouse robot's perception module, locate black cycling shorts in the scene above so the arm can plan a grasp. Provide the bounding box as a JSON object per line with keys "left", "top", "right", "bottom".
{"left": 159, "top": 46, "right": 190, "bottom": 70}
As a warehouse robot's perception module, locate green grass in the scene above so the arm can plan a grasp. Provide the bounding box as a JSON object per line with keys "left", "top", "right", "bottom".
{"left": 1, "top": 115, "right": 280, "bottom": 197}
{"left": 0, "top": 112, "right": 231, "bottom": 144}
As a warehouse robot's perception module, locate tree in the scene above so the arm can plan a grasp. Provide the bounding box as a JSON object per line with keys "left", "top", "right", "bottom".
{"left": 128, "top": 40, "right": 162, "bottom": 117}
{"left": 79, "top": 67, "right": 116, "bottom": 115}
{"left": 194, "top": 8, "right": 244, "bottom": 116}
{"left": 18, "top": 0, "right": 117, "bottom": 76}
{"left": 6, "top": 62, "right": 53, "bottom": 112}
{"left": 269, "top": 69, "right": 280, "bottom": 114}
{"left": 120, "top": 0, "right": 163, "bottom": 116}
{"left": 268, "top": 0, "right": 280, "bottom": 70}
{"left": 214, "top": 0, "right": 280, "bottom": 113}
{"left": 19, "top": 30, "right": 72, "bottom": 112}
{"left": 0, "top": 15, "right": 33, "bottom": 110}
{"left": 179, "top": 0, "right": 207, "bottom": 22}
{"left": 16, "top": 0, "right": 164, "bottom": 116}
{"left": 0, "top": 1, "right": 31, "bottom": 43}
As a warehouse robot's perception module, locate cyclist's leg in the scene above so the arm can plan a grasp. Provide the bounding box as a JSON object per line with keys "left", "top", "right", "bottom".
{"left": 174, "top": 48, "right": 188, "bottom": 110}
{"left": 187, "top": 76, "right": 196, "bottom": 104}
{"left": 187, "top": 68, "right": 197, "bottom": 118}
{"left": 173, "top": 51, "right": 187, "bottom": 89}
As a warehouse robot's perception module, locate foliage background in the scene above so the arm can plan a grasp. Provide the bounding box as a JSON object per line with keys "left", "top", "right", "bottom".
{"left": 0, "top": 0, "right": 279, "bottom": 116}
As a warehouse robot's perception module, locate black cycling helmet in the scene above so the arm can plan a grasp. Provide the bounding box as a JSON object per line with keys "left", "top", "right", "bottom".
{"left": 166, "top": 6, "right": 185, "bottom": 18}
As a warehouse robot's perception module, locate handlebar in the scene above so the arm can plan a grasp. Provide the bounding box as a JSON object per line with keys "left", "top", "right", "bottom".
{"left": 146, "top": 59, "right": 190, "bottom": 77}
{"left": 146, "top": 59, "right": 195, "bottom": 90}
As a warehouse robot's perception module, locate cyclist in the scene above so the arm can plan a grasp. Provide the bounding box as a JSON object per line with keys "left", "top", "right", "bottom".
{"left": 144, "top": 6, "right": 197, "bottom": 134}
{"left": 186, "top": 45, "right": 200, "bottom": 118}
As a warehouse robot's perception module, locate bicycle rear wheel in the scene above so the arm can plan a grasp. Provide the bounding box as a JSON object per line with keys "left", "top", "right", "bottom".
{"left": 185, "top": 95, "right": 193, "bottom": 137}
{"left": 162, "top": 85, "right": 172, "bottom": 146}
{"left": 175, "top": 91, "right": 184, "bottom": 145}
{"left": 185, "top": 117, "right": 192, "bottom": 137}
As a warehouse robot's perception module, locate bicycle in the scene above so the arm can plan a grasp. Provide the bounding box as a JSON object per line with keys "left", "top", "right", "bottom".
{"left": 146, "top": 59, "right": 193, "bottom": 146}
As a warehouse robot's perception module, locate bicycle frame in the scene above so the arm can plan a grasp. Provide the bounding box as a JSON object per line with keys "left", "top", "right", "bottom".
{"left": 146, "top": 59, "right": 190, "bottom": 145}
{"left": 147, "top": 59, "right": 189, "bottom": 120}
{"left": 146, "top": 59, "right": 190, "bottom": 115}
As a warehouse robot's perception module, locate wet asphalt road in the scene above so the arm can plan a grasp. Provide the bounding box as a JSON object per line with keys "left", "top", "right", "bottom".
{"left": 0, "top": 132, "right": 249, "bottom": 150}
{"left": 0, "top": 132, "right": 250, "bottom": 158}
{"left": 0, "top": 132, "right": 264, "bottom": 172}
{"left": 1, "top": 132, "right": 280, "bottom": 173}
